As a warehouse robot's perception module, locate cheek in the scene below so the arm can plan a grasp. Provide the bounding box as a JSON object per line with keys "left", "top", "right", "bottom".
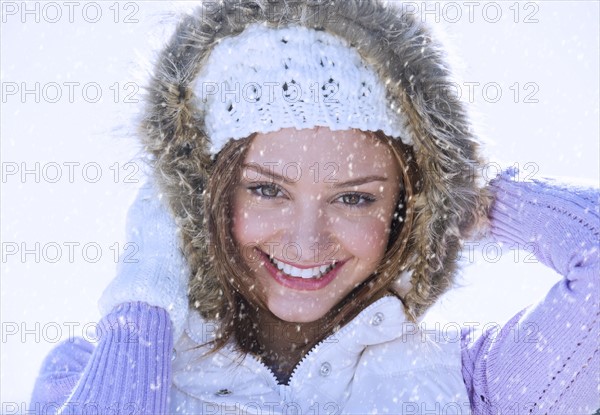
{"left": 332, "top": 216, "right": 391, "bottom": 261}
{"left": 231, "top": 194, "right": 258, "bottom": 246}
{"left": 230, "top": 192, "right": 286, "bottom": 245}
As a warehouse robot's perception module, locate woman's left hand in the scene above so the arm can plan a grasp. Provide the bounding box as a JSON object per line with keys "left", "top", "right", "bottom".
{"left": 98, "top": 179, "right": 190, "bottom": 341}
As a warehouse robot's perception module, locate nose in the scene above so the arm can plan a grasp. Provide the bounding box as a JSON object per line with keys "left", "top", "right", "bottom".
{"left": 282, "top": 202, "right": 336, "bottom": 265}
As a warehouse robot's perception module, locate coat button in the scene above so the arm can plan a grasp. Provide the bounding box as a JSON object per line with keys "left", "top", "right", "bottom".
{"left": 370, "top": 312, "right": 385, "bottom": 326}
{"left": 171, "top": 349, "right": 177, "bottom": 361}
{"left": 319, "top": 362, "right": 332, "bottom": 377}
{"left": 215, "top": 389, "right": 232, "bottom": 396}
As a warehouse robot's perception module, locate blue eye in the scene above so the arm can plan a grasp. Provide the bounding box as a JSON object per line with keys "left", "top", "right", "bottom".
{"left": 247, "top": 182, "right": 282, "bottom": 198}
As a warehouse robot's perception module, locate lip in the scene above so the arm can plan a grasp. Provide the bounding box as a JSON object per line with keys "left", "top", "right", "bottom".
{"left": 257, "top": 249, "right": 348, "bottom": 291}
{"left": 268, "top": 254, "right": 335, "bottom": 269}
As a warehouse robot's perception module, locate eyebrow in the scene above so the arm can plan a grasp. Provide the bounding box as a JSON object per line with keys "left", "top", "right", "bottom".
{"left": 241, "top": 163, "right": 388, "bottom": 187}
{"left": 330, "top": 175, "right": 388, "bottom": 188}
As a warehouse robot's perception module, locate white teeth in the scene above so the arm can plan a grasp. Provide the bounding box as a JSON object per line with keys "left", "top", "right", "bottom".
{"left": 289, "top": 265, "right": 302, "bottom": 277}
{"left": 270, "top": 256, "right": 336, "bottom": 279}
{"left": 300, "top": 268, "right": 312, "bottom": 278}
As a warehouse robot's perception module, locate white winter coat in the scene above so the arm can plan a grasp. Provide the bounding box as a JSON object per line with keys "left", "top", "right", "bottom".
{"left": 170, "top": 295, "right": 471, "bottom": 414}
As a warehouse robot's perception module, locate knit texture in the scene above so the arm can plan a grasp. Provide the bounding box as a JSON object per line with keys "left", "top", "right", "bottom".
{"left": 29, "top": 178, "right": 600, "bottom": 414}
{"left": 194, "top": 24, "right": 412, "bottom": 155}
{"left": 30, "top": 302, "right": 172, "bottom": 414}
{"left": 461, "top": 172, "right": 600, "bottom": 415}
{"left": 29, "top": 337, "right": 94, "bottom": 413}
{"left": 142, "top": 0, "right": 487, "bottom": 322}
{"left": 98, "top": 180, "right": 190, "bottom": 342}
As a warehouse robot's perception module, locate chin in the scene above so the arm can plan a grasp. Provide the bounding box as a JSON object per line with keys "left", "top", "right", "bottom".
{"left": 267, "top": 301, "right": 329, "bottom": 324}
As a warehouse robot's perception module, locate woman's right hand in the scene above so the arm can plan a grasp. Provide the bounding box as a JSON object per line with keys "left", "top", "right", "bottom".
{"left": 98, "top": 178, "right": 190, "bottom": 341}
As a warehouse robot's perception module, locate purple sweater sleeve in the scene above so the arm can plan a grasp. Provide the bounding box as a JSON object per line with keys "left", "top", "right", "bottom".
{"left": 29, "top": 302, "right": 173, "bottom": 415}
{"left": 461, "top": 172, "right": 600, "bottom": 415}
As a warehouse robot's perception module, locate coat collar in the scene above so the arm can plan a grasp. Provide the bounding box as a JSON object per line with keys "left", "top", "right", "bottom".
{"left": 184, "top": 294, "right": 409, "bottom": 355}
{"left": 172, "top": 295, "right": 412, "bottom": 411}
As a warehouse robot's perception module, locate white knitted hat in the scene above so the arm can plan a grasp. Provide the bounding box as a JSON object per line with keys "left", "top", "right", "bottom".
{"left": 193, "top": 23, "right": 412, "bottom": 155}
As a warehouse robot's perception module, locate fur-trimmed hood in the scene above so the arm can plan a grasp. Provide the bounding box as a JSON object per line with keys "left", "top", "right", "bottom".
{"left": 140, "top": 0, "right": 488, "bottom": 322}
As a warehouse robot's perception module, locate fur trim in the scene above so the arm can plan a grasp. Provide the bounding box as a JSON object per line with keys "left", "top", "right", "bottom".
{"left": 140, "top": 0, "right": 490, "bottom": 320}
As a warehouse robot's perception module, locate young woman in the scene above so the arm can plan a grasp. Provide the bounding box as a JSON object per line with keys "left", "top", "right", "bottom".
{"left": 31, "top": 1, "right": 599, "bottom": 414}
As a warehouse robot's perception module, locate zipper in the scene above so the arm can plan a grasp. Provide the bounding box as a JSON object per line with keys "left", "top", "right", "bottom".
{"left": 246, "top": 329, "right": 335, "bottom": 405}
{"left": 279, "top": 384, "right": 289, "bottom": 402}
{"left": 248, "top": 352, "right": 281, "bottom": 387}
{"left": 247, "top": 295, "right": 397, "bottom": 401}
{"left": 287, "top": 295, "right": 397, "bottom": 386}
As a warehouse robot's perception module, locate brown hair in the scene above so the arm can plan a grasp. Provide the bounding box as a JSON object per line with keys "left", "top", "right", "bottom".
{"left": 192, "top": 130, "right": 421, "bottom": 354}
{"left": 145, "top": 1, "right": 488, "bottom": 351}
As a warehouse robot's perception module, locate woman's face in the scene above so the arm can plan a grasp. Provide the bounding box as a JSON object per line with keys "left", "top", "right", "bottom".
{"left": 231, "top": 127, "right": 402, "bottom": 323}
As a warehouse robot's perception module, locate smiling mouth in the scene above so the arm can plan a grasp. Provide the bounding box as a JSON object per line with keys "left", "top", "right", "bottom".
{"left": 266, "top": 255, "right": 339, "bottom": 279}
